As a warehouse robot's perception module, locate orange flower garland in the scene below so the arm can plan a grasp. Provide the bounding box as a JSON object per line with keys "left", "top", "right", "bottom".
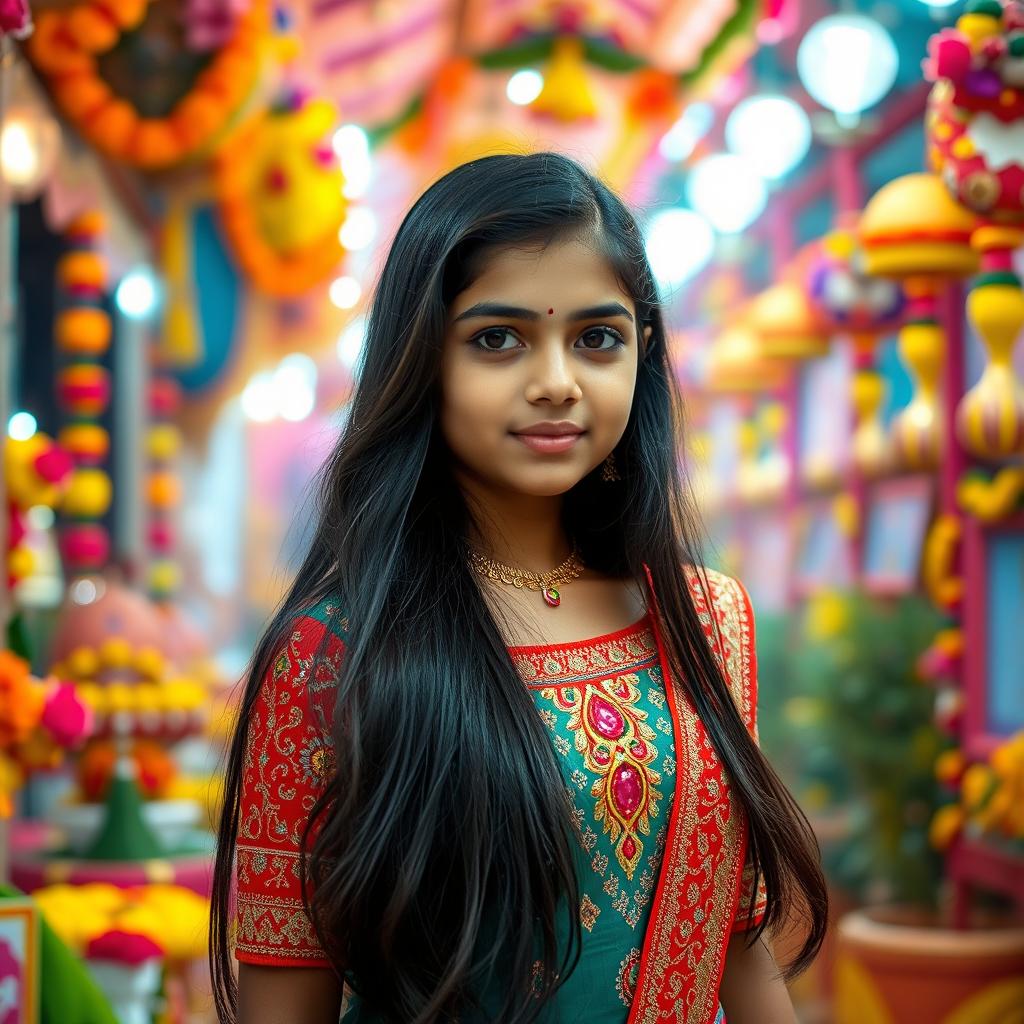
{"left": 27, "top": 0, "right": 269, "bottom": 170}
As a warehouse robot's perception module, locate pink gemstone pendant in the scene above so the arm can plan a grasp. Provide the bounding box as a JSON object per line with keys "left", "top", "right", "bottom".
{"left": 542, "top": 586, "right": 561, "bottom": 608}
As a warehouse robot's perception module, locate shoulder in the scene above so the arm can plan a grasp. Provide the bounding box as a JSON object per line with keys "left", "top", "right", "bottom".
{"left": 243, "top": 596, "right": 349, "bottom": 782}
{"left": 683, "top": 565, "right": 758, "bottom": 733}
{"left": 259, "top": 594, "right": 349, "bottom": 698}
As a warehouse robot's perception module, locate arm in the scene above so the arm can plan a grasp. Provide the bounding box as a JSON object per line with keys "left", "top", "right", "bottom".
{"left": 238, "top": 964, "right": 343, "bottom": 1024}
{"left": 719, "top": 933, "right": 797, "bottom": 1024}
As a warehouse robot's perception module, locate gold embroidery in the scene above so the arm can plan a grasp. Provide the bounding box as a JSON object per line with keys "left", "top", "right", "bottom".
{"left": 580, "top": 894, "right": 601, "bottom": 932}
{"left": 627, "top": 567, "right": 755, "bottom": 1024}
{"left": 510, "top": 622, "right": 658, "bottom": 685}
{"left": 534, "top": 665, "right": 667, "bottom": 901}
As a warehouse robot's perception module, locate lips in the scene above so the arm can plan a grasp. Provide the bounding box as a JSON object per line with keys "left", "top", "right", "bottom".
{"left": 512, "top": 429, "right": 585, "bottom": 454}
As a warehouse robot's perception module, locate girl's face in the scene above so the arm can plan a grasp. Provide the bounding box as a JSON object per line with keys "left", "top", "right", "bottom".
{"left": 440, "top": 235, "right": 651, "bottom": 499}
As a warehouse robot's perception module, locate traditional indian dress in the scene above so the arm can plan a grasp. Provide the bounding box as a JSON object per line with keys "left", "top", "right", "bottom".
{"left": 234, "top": 566, "right": 767, "bottom": 1024}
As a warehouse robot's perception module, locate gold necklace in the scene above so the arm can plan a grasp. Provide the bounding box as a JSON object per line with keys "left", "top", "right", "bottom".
{"left": 468, "top": 544, "right": 584, "bottom": 608}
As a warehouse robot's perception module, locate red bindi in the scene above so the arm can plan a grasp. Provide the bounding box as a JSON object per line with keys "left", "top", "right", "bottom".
{"left": 548, "top": 308, "right": 554, "bottom": 315}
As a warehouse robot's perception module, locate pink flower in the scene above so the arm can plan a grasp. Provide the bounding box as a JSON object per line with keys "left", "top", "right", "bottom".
{"left": 0, "top": 0, "right": 32, "bottom": 40}
{"left": 86, "top": 930, "right": 163, "bottom": 966}
{"left": 41, "top": 681, "right": 92, "bottom": 748}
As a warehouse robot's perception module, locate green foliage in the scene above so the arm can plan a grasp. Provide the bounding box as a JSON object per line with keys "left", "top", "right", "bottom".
{"left": 799, "top": 593, "right": 946, "bottom": 905}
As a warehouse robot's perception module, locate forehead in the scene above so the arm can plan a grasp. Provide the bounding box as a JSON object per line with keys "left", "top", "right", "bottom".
{"left": 450, "top": 236, "right": 629, "bottom": 311}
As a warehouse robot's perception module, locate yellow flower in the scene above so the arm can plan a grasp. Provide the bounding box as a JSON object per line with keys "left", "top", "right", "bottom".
{"left": 930, "top": 804, "right": 965, "bottom": 850}
{"left": 34, "top": 885, "right": 112, "bottom": 951}
{"left": 67, "top": 646, "right": 100, "bottom": 680}
{"left": 133, "top": 885, "right": 210, "bottom": 960}
{"left": 961, "top": 763, "right": 996, "bottom": 811}
{"left": 805, "top": 591, "right": 850, "bottom": 641}
{"left": 935, "top": 749, "right": 966, "bottom": 785}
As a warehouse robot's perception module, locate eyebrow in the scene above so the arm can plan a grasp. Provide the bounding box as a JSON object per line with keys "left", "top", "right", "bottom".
{"left": 453, "top": 301, "right": 634, "bottom": 324}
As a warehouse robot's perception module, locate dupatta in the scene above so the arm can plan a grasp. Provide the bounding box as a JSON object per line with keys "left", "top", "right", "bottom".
{"left": 626, "top": 566, "right": 760, "bottom": 1024}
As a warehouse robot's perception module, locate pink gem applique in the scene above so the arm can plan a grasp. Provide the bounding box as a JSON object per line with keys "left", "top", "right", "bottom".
{"left": 588, "top": 694, "right": 625, "bottom": 739}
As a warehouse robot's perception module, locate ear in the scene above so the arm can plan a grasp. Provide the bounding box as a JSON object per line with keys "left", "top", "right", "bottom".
{"left": 640, "top": 323, "right": 653, "bottom": 359}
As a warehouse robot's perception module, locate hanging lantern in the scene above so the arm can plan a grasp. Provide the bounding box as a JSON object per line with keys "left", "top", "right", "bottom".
{"left": 747, "top": 280, "right": 830, "bottom": 362}
{"left": 860, "top": 174, "right": 980, "bottom": 470}
{"left": 706, "top": 322, "right": 788, "bottom": 398}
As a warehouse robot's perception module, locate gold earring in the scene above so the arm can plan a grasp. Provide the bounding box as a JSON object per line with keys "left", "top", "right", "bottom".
{"left": 601, "top": 453, "right": 620, "bottom": 482}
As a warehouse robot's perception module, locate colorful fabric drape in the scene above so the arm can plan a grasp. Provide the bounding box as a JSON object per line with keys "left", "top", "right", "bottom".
{"left": 234, "top": 567, "right": 766, "bottom": 1023}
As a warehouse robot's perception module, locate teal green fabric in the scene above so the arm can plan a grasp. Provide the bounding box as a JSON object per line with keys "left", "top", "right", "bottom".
{"left": 342, "top": 617, "right": 688, "bottom": 1023}
{"left": 0, "top": 884, "right": 118, "bottom": 1024}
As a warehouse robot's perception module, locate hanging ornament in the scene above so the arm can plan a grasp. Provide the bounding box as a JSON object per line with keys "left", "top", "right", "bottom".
{"left": 925, "top": 0, "right": 1024, "bottom": 225}
{"left": 850, "top": 368, "right": 892, "bottom": 478}
{"left": 807, "top": 225, "right": 904, "bottom": 476}
{"left": 891, "top": 295, "right": 947, "bottom": 470}
{"left": 956, "top": 225, "right": 1024, "bottom": 458}
{"left": 55, "top": 211, "right": 114, "bottom": 578}
{"left": 747, "top": 280, "right": 830, "bottom": 362}
{"left": 27, "top": 0, "right": 270, "bottom": 170}
{"left": 530, "top": 36, "right": 598, "bottom": 122}
{"left": 860, "top": 173, "right": 980, "bottom": 470}
{"left": 146, "top": 375, "right": 183, "bottom": 602}
{"left": 215, "top": 89, "right": 346, "bottom": 297}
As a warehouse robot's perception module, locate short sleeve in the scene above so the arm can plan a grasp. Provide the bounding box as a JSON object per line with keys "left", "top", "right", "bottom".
{"left": 234, "top": 607, "right": 346, "bottom": 967}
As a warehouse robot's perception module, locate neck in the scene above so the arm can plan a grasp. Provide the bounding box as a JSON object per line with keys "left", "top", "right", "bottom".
{"left": 457, "top": 472, "right": 572, "bottom": 572}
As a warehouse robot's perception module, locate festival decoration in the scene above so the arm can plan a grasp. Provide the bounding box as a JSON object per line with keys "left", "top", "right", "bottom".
{"left": 26, "top": 0, "right": 269, "bottom": 169}
{"left": 0, "top": 0, "right": 31, "bottom": 38}
{"left": 747, "top": 280, "right": 830, "bottom": 362}
{"left": 860, "top": 173, "right": 980, "bottom": 470}
{"left": 214, "top": 89, "right": 346, "bottom": 296}
{"left": 54, "top": 212, "right": 113, "bottom": 578}
{"left": 35, "top": 883, "right": 208, "bottom": 961}
{"left": 531, "top": 36, "right": 598, "bottom": 121}
{"left": 4, "top": 433, "right": 73, "bottom": 589}
{"left": 925, "top": 2, "right": 1024, "bottom": 461}
{"left": 705, "top": 320, "right": 787, "bottom": 398}
{"left": 925, "top": 0, "right": 1024, "bottom": 225}
{"left": 0, "top": 651, "right": 92, "bottom": 817}
{"left": 807, "top": 226, "right": 905, "bottom": 476}
{"left": 930, "top": 731, "right": 1024, "bottom": 851}
{"left": 955, "top": 223, "right": 1024, "bottom": 459}
{"left": 146, "top": 376, "right": 184, "bottom": 601}
{"left": 86, "top": 930, "right": 164, "bottom": 1024}
{"left": 49, "top": 636, "right": 207, "bottom": 741}
{"left": 957, "top": 465, "right": 1024, "bottom": 520}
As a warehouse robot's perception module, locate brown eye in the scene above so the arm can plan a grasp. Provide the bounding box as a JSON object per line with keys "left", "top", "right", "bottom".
{"left": 472, "top": 328, "right": 520, "bottom": 352}
{"left": 577, "top": 327, "right": 625, "bottom": 351}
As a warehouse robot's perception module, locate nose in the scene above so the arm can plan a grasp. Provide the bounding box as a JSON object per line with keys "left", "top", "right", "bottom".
{"left": 524, "top": 342, "right": 582, "bottom": 405}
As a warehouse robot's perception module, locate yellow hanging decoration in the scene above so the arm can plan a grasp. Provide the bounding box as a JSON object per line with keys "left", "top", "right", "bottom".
{"left": 891, "top": 309, "right": 945, "bottom": 470}
{"left": 530, "top": 37, "right": 598, "bottom": 122}
{"left": 159, "top": 199, "right": 203, "bottom": 369}
{"left": 850, "top": 367, "right": 891, "bottom": 478}
{"left": 955, "top": 225, "right": 1024, "bottom": 459}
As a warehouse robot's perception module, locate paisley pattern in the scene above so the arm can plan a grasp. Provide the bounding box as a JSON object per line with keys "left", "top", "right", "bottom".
{"left": 234, "top": 567, "right": 765, "bottom": 1024}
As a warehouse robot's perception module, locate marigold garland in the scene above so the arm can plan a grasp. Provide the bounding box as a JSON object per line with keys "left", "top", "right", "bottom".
{"left": 27, "top": 0, "right": 269, "bottom": 170}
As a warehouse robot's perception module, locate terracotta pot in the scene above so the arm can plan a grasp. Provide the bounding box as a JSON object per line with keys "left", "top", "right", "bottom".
{"left": 834, "top": 906, "right": 1024, "bottom": 1024}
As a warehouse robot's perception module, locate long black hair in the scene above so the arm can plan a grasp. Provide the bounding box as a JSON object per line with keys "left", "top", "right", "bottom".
{"left": 211, "top": 152, "right": 827, "bottom": 1023}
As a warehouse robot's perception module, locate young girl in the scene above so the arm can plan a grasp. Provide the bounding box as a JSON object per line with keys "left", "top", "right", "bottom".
{"left": 211, "top": 152, "right": 827, "bottom": 1024}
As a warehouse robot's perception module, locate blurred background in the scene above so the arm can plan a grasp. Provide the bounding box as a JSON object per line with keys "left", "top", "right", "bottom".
{"left": 1, "top": 0, "right": 1023, "bottom": 1021}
